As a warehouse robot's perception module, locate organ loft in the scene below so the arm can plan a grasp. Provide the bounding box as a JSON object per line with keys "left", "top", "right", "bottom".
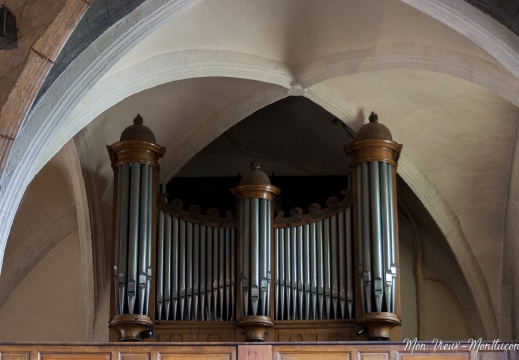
{"left": 107, "top": 111, "right": 402, "bottom": 342}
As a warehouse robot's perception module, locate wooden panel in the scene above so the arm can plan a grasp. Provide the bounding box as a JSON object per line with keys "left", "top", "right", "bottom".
{"left": 479, "top": 354, "right": 509, "bottom": 360}
{"left": 42, "top": 355, "right": 110, "bottom": 360}
{"left": 359, "top": 353, "right": 388, "bottom": 360}
{"left": 0, "top": 341, "right": 517, "bottom": 360}
{"left": 161, "top": 346, "right": 236, "bottom": 360}
{"left": 273, "top": 345, "right": 350, "bottom": 360}
{"left": 237, "top": 345, "right": 272, "bottom": 360}
{"left": 401, "top": 357, "right": 465, "bottom": 360}
{"left": 120, "top": 354, "right": 149, "bottom": 360}
{"left": 2, "top": 354, "right": 30, "bottom": 360}
{"left": 277, "top": 354, "right": 348, "bottom": 360}
{"left": 273, "top": 320, "right": 357, "bottom": 343}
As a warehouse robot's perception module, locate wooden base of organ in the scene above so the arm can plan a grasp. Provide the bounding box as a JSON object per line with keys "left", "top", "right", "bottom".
{"left": 153, "top": 319, "right": 360, "bottom": 342}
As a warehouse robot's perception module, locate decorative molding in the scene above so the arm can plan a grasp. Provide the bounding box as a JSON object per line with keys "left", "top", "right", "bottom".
{"left": 400, "top": 0, "right": 519, "bottom": 80}
{"left": 158, "top": 195, "right": 236, "bottom": 228}
{"left": 62, "top": 140, "right": 95, "bottom": 340}
{"left": 299, "top": 43, "right": 519, "bottom": 107}
{"left": 273, "top": 191, "right": 352, "bottom": 228}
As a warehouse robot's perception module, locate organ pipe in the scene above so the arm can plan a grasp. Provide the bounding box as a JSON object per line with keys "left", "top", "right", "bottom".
{"left": 232, "top": 161, "right": 280, "bottom": 342}
{"left": 273, "top": 203, "right": 354, "bottom": 322}
{"left": 345, "top": 111, "right": 402, "bottom": 340}
{"left": 108, "top": 114, "right": 165, "bottom": 342}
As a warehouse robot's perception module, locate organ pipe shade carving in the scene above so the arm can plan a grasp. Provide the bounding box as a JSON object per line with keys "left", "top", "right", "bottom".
{"left": 344, "top": 112, "right": 402, "bottom": 340}
{"left": 108, "top": 115, "right": 165, "bottom": 342}
{"left": 232, "top": 161, "right": 280, "bottom": 342}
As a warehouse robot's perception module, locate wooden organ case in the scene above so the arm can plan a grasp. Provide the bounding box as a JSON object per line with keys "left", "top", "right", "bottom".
{"left": 108, "top": 112, "right": 402, "bottom": 343}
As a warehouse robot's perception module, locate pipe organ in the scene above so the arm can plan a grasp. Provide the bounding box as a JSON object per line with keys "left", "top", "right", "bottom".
{"left": 108, "top": 112, "right": 402, "bottom": 342}
{"left": 345, "top": 112, "right": 402, "bottom": 340}
{"left": 156, "top": 194, "right": 237, "bottom": 322}
{"left": 107, "top": 115, "right": 165, "bottom": 341}
{"left": 273, "top": 196, "right": 354, "bottom": 322}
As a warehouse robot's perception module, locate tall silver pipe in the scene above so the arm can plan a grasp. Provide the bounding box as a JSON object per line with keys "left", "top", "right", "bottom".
{"left": 387, "top": 162, "right": 397, "bottom": 312}
{"left": 279, "top": 228, "right": 285, "bottom": 320}
{"left": 242, "top": 199, "right": 250, "bottom": 316}
{"left": 200, "top": 225, "right": 206, "bottom": 321}
{"left": 219, "top": 228, "right": 225, "bottom": 320}
{"left": 250, "top": 198, "right": 260, "bottom": 316}
{"left": 127, "top": 163, "right": 141, "bottom": 314}
{"left": 310, "top": 223, "right": 317, "bottom": 320}
{"left": 274, "top": 228, "right": 280, "bottom": 320}
{"left": 145, "top": 167, "right": 153, "bottom": 316}
{"left": 297, "top": 226, "right": 304, "bottom": 320}
{"left": 114, "top": 167, "right": 123, "bottom": 314}
{"left": 116, "top": 164, "right": 130, "bottom": 315}
{"left": 206, "top": 226, "right": 213, "bottom": 320}
{"left": 138, "top": 164, "right": 149, "bottom": 315}
{"left": 260, "top": 199, "right": 269, "bottom": 316}
{"left": 178, "top": 220, "right": 186, "bottom": 320}
{"left": 323, "top": 218, "right": 331, "bottom": 319}
{"left": 225, "top": 228, "right": 231, "bottom": 320}
{"left": 231, "top": 228, "right": 235, "bottom": 320}
{"left": 284, "top": 228, "right": 292, "bottom": 319}
{"left": 361, "top": 162, "right": 373, "bottom": 313}
{"left": 316, "top": 220, "right": 324, "bottom": 320}
{"left": 186, "top": 222, "right": 193, "bottom": 320}
{"left": 193, "top": 223, "right": 200, "bottom": 321}
{"left": 303, "top": 224, "right": 311, "bottom": 320}
{"left": 338, "top": 212, "right": 346, "bottom": 319}
{"left": 171, "top": 217, "right": 179, "bottom": 320}
{"left": 266, "top": 204, "right": 272, "bottom": 318}
{"left": 331, "top": 215, "right": 339, "bottom": 319}
{"left": 356, "top": 168, "right": 365, "bottom": 314}
{"left": 212, "top": 227, "right": 219, "bottom": 319}
{"left": 345, "top": 207, "right": 354, "bottom": 319}
{"left": 290, "top": 226, "right": 298, "bottom": 319}
{"left": 156, "top": 185, "right": 166, "bottom": 320}
{"left": 369, "top": 161, "right": 384, "bottom": 312}
{"left": 380, "top": 162, "right": 392, "bottom": 312}
{"left": 164, "top": 214, "right": 172, "bottom": 320}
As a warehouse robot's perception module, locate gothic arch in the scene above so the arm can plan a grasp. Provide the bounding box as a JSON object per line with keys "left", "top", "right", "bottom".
{"left": 0, "top": 0, "right": 517, "bottom": 339}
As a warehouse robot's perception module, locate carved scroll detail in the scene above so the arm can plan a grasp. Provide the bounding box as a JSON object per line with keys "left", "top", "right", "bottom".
{"left": 273, "top": 190, "right": 352, "bottom": 228}
{"left": 157, "top": 194, "right": 236, "bottom": 228}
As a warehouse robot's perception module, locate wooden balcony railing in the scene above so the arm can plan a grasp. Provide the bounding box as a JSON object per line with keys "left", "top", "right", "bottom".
{"left": 0, "top": 341, "right": 516, "bottom": 360}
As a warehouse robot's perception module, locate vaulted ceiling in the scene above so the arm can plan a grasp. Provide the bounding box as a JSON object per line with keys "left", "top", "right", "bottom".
{"left": 1, "top": 0, "right": 519, "bottom": 340}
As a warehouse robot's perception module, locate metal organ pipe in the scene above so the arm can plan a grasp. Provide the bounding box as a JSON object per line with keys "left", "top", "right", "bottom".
{"left": 369, "top": 161, "right": 384, "bottom": 313}
{"left": 344, "top": 111, "right": 402, "bottom": 340}
{"left": 303, "top": 224, "right": 311, "bottom": 321}
{"left": 108, "top": 114, "right": 165, "bottom": 341}
{"left": 127, "top": 163, "right": 141, "bottom": 315}
{"left": 138, "top": 164, "right": 148, "bottom": 316}
{"left": 272, "top": 205, "right": 354, "bottom": 322}
{"left": 156, "top": 185, "right": 166, "bottom": 320}
{"left": 232, "top": 161, "right": 279, "bottom": 342}
{"left": 200, "top": 226, "right": 206, "bottom": 321}
{"left": 361, "top": 162, "right": 372, "bottom": 314}
{"left": 116, "top": 164, "right": 130, "bottom": 315}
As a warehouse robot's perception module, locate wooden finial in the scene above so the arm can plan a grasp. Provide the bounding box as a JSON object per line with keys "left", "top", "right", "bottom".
{"left": 134, "top": 114, "right": 144, "bottom": 125}
{"left": 369, "top": 111, "right": 378, "bottom": 123}
{"left": 251, "top": 160, "right": 261, "bottom": 170}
